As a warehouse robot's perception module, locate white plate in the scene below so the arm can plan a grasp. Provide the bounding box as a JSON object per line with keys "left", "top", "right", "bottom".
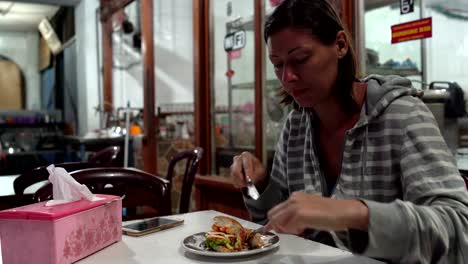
{"left": 182, "top": 231, "right": 280, "bottom": 257}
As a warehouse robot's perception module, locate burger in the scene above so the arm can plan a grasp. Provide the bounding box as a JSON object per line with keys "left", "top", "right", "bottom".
{"left": 205, "top": 216, "right": 265, "bottom": 252}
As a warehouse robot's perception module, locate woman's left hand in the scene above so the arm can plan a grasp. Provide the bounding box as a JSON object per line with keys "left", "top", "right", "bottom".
{"left": 263, "top": 192, "right": 369, "bottom": 235}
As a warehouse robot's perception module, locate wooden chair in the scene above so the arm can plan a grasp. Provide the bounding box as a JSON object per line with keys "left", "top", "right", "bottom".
{"left": 34, "top": 167, "right": 172, "bottom": 220}
{"left": 11, "top": 162, "right": 101, "bottom": 208}
{"left": 88, "top": 146, "right": 122, "bottom": 166}
{"left": 14, "top": 146, "right": 121, "bottom": 196}
{"left": 166, "top": 147, "right": 203, "bottom": 214}
{"left": 13, "top": 162, "right": 101, "bottom": 196}
{"left": 460, "top": 170, "right": 468, "bottom": 190}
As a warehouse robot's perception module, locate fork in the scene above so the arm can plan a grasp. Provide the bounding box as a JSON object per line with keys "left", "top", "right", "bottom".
{"left": 252, "top": 225, "right": 266, "bottom": 234}
{"left": 242, "top": 165, "right": 260, "bottom": 200}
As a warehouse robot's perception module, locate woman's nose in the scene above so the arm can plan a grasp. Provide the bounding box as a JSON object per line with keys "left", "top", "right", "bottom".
{"left": 281, "top": 67, "right": 298, "bottom": 83}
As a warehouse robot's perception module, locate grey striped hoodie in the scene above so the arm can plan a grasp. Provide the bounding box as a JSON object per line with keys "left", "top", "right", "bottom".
{"left": 244, "top": 75, "right": 468, "bottom": 263}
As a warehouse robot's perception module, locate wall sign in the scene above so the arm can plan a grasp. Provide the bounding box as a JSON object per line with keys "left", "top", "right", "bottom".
{"left": 391, "top": 17, "right": 432, "bottom": 44}
{"left": 228, "top": 50, "right": 242, "bottom": 60}
{"left": 269, "top": 0, "right": 283, "bottom": 7}
{"left": 224, "top": 30, "right": 246, "bottom": 52}
{"left": 400, "top": 0, "right": 414, "bottom": 15}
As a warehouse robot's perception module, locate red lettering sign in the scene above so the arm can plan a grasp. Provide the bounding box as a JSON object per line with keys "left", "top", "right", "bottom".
{"left": 269, "top": 0, "right": 283, "bottom": 7}
{"left": 228, "top": 50, "right": 242, "bottom": 60}
{"left": 391, "top": 17, "right": 432, "bottom": 44}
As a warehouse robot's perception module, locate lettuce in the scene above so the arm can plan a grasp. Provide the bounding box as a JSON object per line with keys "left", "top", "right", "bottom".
{"left": 206, "top": 238, "right": 231, "bottom": 250}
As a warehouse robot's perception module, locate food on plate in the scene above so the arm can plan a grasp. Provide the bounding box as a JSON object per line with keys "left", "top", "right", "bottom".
{"left": 204, "top": 216, "right": 265, "bottom": 252}
{"left": 248, "top": 232, "right": 264, "bottom": 249}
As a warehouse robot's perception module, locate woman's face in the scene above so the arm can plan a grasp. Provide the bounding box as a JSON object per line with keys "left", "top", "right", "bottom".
{"left": 267, "top": 28, "right": 345, "bottom": 108}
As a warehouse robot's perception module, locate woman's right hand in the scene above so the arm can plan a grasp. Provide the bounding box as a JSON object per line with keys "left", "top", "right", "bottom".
{"left": 230, "top": 151, "right": 267, "bottom": 189}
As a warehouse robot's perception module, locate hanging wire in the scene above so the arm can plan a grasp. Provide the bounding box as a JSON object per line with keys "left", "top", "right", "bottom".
{"left": 119, "top": 28, "right": 125, "bottom": 112}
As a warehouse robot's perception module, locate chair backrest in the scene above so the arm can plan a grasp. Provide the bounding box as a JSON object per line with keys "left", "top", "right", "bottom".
{"left": 88, "top": 146, "right": 122, "bottom": 166}
{"left": 13, "top": 162, "right": 101, "bottom": 196}
{"left": 34, "top": 167, "right": 172, "bottom": 220}
{"left": 166, "top": 147, "right": 203, "bottom": 214}
{"left": 459, "top": 170, "right": 468, "bottom": 190}
{"left": 14, "top": 146, "right": 121, "bottom": 197}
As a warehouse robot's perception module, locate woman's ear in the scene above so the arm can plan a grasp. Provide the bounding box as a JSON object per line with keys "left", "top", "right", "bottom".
{"left": 335, "top": 31, "right": 349, "bottom": 59}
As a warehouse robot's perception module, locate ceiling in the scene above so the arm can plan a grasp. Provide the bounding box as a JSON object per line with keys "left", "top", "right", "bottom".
{"left": 0, "top": 2, "right": 60, "bottom": 32}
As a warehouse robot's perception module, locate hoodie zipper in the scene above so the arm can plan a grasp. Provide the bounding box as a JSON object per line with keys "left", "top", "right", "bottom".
{"left": 310, "top": 114, "right": 329, "bottom": 197}
{"left": 312, "top": 142, "right": 329, "bottom": 197}
{"left": 330, "top": 130, "right": 351, "bottom": 197}
{"left": 313, "top": 121, "right": 366, "bottom": 198}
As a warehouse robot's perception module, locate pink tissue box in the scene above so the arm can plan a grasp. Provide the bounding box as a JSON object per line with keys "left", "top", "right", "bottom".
{"left": 0, "top": 194, "right": 122, "bottom": 264}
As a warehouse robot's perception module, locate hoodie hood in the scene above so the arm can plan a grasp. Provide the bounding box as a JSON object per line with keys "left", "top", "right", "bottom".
{"left": 362, "top": 74, "right": 420, "bottom": 122}
{"left": 356, "top": 75, "right": 420, "bottom": 198}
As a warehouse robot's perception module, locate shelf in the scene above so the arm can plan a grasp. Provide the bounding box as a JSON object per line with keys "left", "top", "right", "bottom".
{"left": 231, "top": 79, "right": 281, "bottom": 90}
{"left": 0, "top": 122, "right": 64, "bottom": 129}
{"left": 5, "top": 150, "right": 64, "bottom": 157}
{"left": 231, "top": 83, "right": 254, "bottom": 90}
{"left": 158, "top": 108, "right": 248, "bottom": 117}
{"left": 366, "top": 66, "right": 421, "bottom": 77}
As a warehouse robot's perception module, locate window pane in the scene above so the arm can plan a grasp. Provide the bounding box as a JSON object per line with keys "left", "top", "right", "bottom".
{"left": 364, "top": 1, "right": 422, "bottom": 86}
{"left": 212, "top": 0, "right": 255, "bottom": 176}
{"left": 424, "top": 2, "right": 468, "bottom": 87}
{"left": 153, "top": 0, "right": 195, "bottom": 176}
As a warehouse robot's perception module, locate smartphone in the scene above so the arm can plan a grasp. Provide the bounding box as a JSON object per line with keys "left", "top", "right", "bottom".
{"left": 122, "top": 217, "right": 184, "bottom": 237}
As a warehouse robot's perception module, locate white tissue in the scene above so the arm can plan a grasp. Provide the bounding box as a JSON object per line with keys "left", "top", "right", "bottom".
{"left": 45, "top": 165, "right": 103, "bottom": 206}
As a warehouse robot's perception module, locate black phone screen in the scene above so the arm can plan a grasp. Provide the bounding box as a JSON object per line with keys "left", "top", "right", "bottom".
{"left": 123, "top": 217, "right": 180, "bottom": 232}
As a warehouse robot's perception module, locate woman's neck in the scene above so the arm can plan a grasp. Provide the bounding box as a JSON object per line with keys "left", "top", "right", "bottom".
{"left": 313, "top": 82, "right": 367, "bottom": 133}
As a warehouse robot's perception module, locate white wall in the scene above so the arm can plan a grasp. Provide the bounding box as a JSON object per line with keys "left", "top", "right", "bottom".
{"left": 0, "top": 31, "right": 40, "bottom": 110}
{"left": 75, "top": 0, "right": 100, "bottom": 135}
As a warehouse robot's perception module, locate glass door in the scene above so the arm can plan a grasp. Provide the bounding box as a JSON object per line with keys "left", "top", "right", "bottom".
{"left": 153, "top": 0, "right": 196, "bottom": 211}
{"left": 262, "top": 0, "right": 288, "bottom": 172}
{"left": 211, "top": 0, "right": 256, "bottom": 177}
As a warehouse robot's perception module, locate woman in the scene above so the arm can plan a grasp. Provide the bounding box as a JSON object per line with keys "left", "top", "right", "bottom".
{"left": 230, "top": 0, "right": 468, "bottom": 263}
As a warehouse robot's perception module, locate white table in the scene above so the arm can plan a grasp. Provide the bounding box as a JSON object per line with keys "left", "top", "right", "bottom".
{"left": 0, "top": 175, "right": 19, "bottom": 196}
{"left": 76, "top": 210, "right": 382, "bottom": 264}
{"left": 0, "top": 174, "right": 45, "bottom": 197}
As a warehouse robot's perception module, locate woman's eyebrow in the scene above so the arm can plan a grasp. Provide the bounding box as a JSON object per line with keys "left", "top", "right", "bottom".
{"left": 269, "top": 46, "right": 305, "bottom": 59}
{"left": 287, "top": 46, "right": 302, "bottom": 54}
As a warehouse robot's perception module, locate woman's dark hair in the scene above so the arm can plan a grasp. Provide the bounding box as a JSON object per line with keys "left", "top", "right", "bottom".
{"left": 264, "top": 0, "right": 359, "bottom": 112}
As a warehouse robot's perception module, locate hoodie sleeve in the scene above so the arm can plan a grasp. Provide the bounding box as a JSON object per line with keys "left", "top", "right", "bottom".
{"left": 348, "top": 99, "right": 468, "bottom": 263}
{"left": 243, "top": 112, "right": 291, "bottom": 224}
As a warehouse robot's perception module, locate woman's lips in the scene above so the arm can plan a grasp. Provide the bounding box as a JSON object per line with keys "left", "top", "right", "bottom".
{"left": 289, "top": 87, "right": 308, "bottom": 97}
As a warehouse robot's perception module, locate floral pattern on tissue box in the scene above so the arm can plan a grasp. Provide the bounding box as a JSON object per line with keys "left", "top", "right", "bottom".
{"left": 61, "top": 207, "right": 121, "bottom": 262}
